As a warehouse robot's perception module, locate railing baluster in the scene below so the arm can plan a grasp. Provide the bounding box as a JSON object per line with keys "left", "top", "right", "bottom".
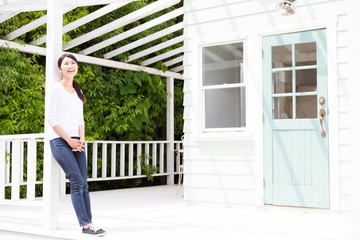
{"left": 5, "top": 141, "right": 10, "bottom": 184}
{"left": 160, "top": 143, "right": 164, "bottom": 174}
{"left": 92, "top": 142, "right": 98, "bottom": 179}
{"left": 111, "top": 143, "right": 116, "bottom": 177}
{"left": 102, "top": 143, "right": 107, "bottom": 178}
{"left": 11, "top": 140, "right": 21, "bottom": 200}
{"left": 176, "top": 142, "right": 180, "bottom": 172}
{"left": 20, "top": 141, "right": 24, "bottom": 184}
{"left": 129, "top": 143, "right": 133, "bottom": 177}
{"left": 27, "top": 139, "right": 37, "bottom": 201}
{"left": 120, "top": 144, "right": 125, "bottom": 177}
{"left": 0, "top": 140, "right": 5, "bottom": 200}
{"left": 84, "top": 142, "right": 88, "bottom": 160}
{"left": 145, "top": 143, "right": 149, "bottom": 165}
{"left": 137, "top": 143, "right": 141, "bottom": 176}
{"left": 152, "top": 143, "right": 157, "bottom": 168}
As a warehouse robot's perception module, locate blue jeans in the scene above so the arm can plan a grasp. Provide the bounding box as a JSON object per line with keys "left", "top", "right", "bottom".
{"left": 50, "top": 137, "right": 92, "bottom": 227}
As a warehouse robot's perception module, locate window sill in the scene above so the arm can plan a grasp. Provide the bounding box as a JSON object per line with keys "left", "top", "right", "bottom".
{"left": 194, "top": 132, "right": 254, "bottom": 142}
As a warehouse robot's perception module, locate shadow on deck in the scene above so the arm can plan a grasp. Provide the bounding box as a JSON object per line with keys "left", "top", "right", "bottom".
{"left": 0, "top": 185, "right": 352, "bottom": 240}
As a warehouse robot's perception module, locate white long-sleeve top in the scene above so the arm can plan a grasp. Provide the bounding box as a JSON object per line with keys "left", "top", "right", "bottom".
{"left": 46, "top": 82, "right": 85, "bottom": 140}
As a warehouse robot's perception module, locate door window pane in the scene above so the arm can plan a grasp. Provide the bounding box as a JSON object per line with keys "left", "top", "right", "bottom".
{"left": 296, "top": 69, "right": 317, "bottom": 92}
{"left": 203, "top": 43, "right": 244, "bottom": 86}
{"left": 272, "top": 45, "right": 292, "bottom": 68}
{"left": 296, "top": 96, "right": 317, "bottom": 119}
{"left": 273, "top": 71, "right": 292, "bottom": 93}
{"left": 205, "top": 87, "right": 246, "bottom": 128}
{"left": 273, "top": 97, "right": 293, "bottom": 119}
{"left": 295, "top": 42, "right": 316, "bottom": 66}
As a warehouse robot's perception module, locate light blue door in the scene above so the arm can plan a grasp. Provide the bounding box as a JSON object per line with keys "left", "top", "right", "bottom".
{"left": 263, "top": 29, "right": 329, "bottom": 208}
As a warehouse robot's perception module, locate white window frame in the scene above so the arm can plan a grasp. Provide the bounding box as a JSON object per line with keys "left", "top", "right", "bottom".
{"left": 200, "top": 40, "right": 248, "bottom": 133}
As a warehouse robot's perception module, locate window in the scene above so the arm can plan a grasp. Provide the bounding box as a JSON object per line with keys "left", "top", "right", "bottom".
{"left": 202, "top": 42, "right": 246, "bottom": 130}
{"left": 272, "top": 42, "right": 318, "bottom": 119}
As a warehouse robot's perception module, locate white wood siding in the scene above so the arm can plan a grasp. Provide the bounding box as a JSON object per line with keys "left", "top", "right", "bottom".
{"left": 336, "top": 12, "right": 350, "bottom": 211}
{"left": 183, "top": 0, "right": 349, "bottom": 209}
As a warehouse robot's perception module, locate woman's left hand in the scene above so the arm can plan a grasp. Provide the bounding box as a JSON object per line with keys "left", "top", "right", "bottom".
{"left": 72, "top": 140, "right": 85, "bottom": 152}
{"left": 72, "top": 147, "right": 85, "bottom": 152}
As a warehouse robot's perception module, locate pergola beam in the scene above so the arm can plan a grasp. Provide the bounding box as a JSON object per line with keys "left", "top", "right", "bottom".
{"left": 74, "top": 53, "right": 183, "bottom": 79}
{"left": 140, "top": 46, "right": 183, "bottom": 67}
{"left": 104, "top": 22, "right": 183, "bottom": 59}
{"left": 90, "top": 8, "right": 183, "bottom": 57}
{"left": 169, "top": 65, "right": 184, "bottom": 73}
{"left": 126, "top": 35, "right": 184, "bottom": 64}
{"left": 30, "top": 1, "right": 136, "bottom": 46}
{"left": 4, "top": 7, "right": 75, "bottom": 41}
{"left": 64, "top": 0, "right": 181, "bottom": 51}
{"left": 0, "top": 39, "right": 183, "bottom": 79}
{"left": 164, "top": 55, "right": 183, "bottom": 67}
{"left": 0, "top": 12, "right": 19, "bottom": 23}
{"left": 0, "top": 0, "right": 139, "bottom": 11}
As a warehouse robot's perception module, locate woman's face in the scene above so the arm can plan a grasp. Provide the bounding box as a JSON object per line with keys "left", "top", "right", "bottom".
{"left": 59, "top": 56, "right": 78, "bottom": 79}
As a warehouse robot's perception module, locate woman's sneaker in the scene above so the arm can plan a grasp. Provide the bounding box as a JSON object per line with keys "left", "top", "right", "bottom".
{"left": 82, "top": 224, "right": 106, "bottom": 237}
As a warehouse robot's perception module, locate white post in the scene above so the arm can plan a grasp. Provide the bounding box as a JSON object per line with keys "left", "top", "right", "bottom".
{"left": 166, "top": 77, "right": 174, "bottom": 185}
{"left": 43, "top": 0, "right": 63, "bottom": 230}
{"left": 349, "top": 0, "right": 360, "bottom": 239}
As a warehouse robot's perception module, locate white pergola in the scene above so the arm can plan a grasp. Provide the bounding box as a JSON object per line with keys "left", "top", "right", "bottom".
{"left": 0, "top": 0, "right": 183, "bottom": 230}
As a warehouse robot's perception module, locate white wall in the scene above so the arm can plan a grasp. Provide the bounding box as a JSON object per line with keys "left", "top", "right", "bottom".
{"left": 183, "top": 0, "right": 349, "bottom": 210}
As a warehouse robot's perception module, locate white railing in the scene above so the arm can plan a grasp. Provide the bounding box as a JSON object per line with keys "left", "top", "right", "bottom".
{"left": 0, "top": 134, "right": 44, "bottom": 202}
{"left": 0, "top": 134, "right": 183, "bottom": 203}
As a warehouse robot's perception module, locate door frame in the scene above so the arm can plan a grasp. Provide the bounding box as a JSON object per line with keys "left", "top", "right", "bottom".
{"left": 256, "top": 19, "right": 340, "bottom": 211}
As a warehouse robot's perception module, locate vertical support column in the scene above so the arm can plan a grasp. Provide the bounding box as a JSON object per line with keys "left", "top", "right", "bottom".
{"left": 43, "top": 0, "right": 63, "bottom": 231}
{"left": 166, "top": 77, "right": 175, "bottom": 185}
{"left": 349, "top": 0, "right": 360, "bottom": 238}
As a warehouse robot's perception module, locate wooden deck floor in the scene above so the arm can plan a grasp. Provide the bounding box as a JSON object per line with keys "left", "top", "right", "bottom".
{"left": 0, "top": 185, "right": 352, "bottom": 240}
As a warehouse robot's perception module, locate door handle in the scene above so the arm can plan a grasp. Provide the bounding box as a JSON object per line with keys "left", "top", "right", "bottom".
{"left": 319, "top": 108, "right": 326, "bottom": 137}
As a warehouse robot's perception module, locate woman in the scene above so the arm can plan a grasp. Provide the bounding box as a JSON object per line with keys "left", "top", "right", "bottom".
{"left": 46, "top": 53, "right": 106, "bottom": 237}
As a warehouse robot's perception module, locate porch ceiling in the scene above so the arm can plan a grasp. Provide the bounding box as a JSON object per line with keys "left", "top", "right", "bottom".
{"left": 0, "top": 0, "right": 183, "bottom": 79}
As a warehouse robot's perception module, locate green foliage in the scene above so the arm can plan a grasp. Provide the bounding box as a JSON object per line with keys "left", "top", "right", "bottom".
{"left": 0, "top": 48, "right": 45, "bottom": 135}
{"left": 76, "top": 64, "right": 168, "bottom": 140}
{"left": 138, "top": 154, "right": 159, "bottom": 182}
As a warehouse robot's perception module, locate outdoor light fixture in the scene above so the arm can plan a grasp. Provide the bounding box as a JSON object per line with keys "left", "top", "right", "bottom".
{"left": 275, "top": 0, "right": 296, "bottom": 16}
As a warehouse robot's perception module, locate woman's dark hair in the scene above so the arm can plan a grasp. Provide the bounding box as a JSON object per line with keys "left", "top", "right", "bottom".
{"left": 58, "top": 53, "right": 87, "bottom": 104}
